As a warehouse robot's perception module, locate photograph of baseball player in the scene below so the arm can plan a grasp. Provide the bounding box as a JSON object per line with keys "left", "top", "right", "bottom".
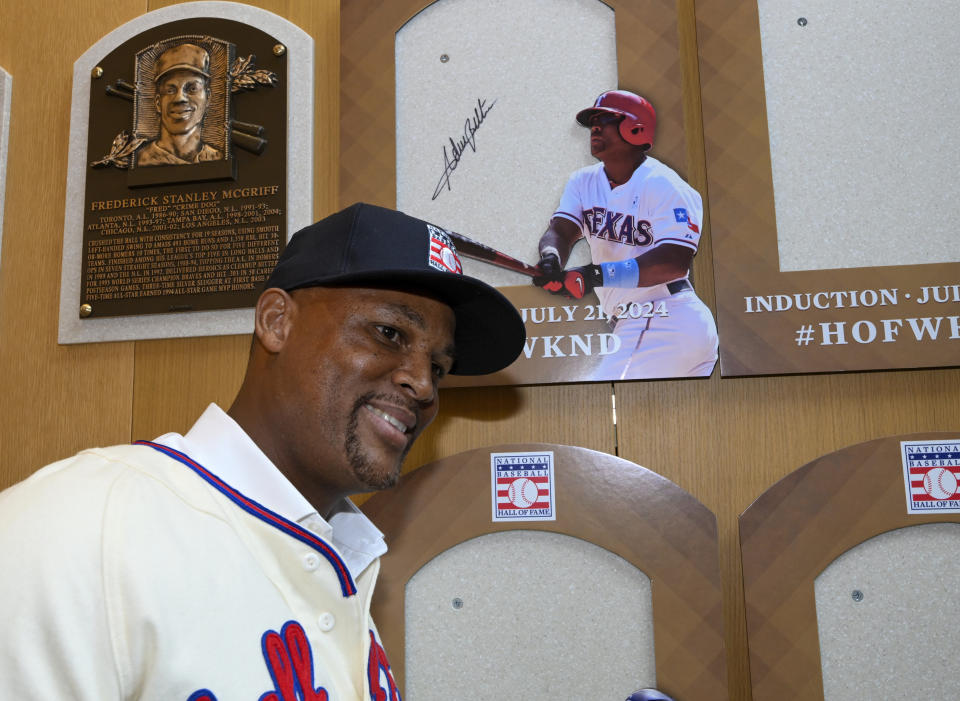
{"left": 0, "top": 204, "right": 525, "bottom": 700}
{"left": 534, "top": 90, "right": 719, "bottom": 380}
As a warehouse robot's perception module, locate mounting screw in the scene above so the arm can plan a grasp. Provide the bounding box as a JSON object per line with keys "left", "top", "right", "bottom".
{"left": 440, "top": 54, "right": 450, "bottom": 63}
{"left": 273, "top": 44, "right": 286, "bottom": 57}
{"left": 452, "top": 597, "right": 463, "bottom": 609}
{"left": 797, "top": 17, "right": 808, "bottom": 27}
{"left": 79, "top": 304, "right": 93, "bottom": 318}
{"left": 851, "top": 589, "right": 864, "bottom": 602}
{"left": 91, "top": 66, "right": 103, "bottom": 79}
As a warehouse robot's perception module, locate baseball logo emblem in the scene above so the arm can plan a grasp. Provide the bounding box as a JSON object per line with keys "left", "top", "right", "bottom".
{"left": 923, "top": 468, "right": 958, "bottom": 500}
{"left": 427, "top": 226, "right": 463, "bottom": 274}
{"left": 507, "top": 477, "right": 539, "bottom": 508}
{"left": 440, "top": 246, "right": 459, "bottom": 272}
{"left": 492, "top": 451, "right": 555, "bottom": 522}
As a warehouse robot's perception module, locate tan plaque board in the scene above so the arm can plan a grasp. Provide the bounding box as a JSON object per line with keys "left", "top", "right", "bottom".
{"left": 59, "top": 2, "right": 313, "bottom": 343}
{"left": 697, "top": 0, "right": 960, "bottom": 375}
{"left": 739, "top": 433, "right": 960, "bottom": 701}
{"left": 341, "top": 0, "right": 718, "bottom": 386}
{"left": 361, "top": 444, "right": 727, "bottom": 700}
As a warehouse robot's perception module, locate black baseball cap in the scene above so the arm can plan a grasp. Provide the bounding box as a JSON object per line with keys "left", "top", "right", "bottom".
{"left": 264, "top": 203, "right": 526, "bottom": 376}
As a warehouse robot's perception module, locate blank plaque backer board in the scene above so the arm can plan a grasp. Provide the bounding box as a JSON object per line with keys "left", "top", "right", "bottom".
{"left": 739, "top": 433, "right": 960, "bottom": 701}
{"left": 342, "top": 0, "right": 705, "bottom": 386}
{"left": 360, "top": 444, "right": 727, "bottom": 700}
{"left": 59, "top": 2, "right": 313, "bottom": 344}
{"left": 697, "top": 0, "right": 960, "bottom": 376}
{"left": 814, "top": 523, "right": 960, "bottom": 700}
{"left": 0, "top": 67, "right": 10, "bottom": 273}
{"left": 405, "top": 531, "right": 656, "bottom": 699}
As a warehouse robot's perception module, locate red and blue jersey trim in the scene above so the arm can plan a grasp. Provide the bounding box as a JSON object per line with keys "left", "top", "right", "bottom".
{"left": 658, "top": 236, "right": 698, "bottom": 250}
{"left": 134, "top": 440, "right": 357, "bottom": 598}
{"left": 552, "top": 209, "right": 582, "bottom": 226}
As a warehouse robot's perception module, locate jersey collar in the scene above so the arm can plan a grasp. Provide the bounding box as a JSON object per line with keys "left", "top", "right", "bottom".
{"left": 152, "top": 404, "right": 386, "bottom": 580}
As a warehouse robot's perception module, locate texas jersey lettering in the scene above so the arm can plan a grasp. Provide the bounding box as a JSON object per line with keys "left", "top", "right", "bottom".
{"left": 580, "top": 207, "right": 655, "bottom": 247}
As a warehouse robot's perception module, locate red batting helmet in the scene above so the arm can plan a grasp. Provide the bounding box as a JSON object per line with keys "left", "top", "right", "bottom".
{"left": 576, "top": 90, "right": 656, "bottom": 148}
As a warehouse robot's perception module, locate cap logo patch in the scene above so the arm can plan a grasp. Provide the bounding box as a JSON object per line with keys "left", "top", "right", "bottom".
{"left": 427, "top": 225, "right": 462, "bottom": 274}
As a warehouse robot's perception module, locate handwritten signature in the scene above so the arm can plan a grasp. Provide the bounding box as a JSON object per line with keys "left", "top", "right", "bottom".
{"left": 431, "top": 97, "right": 497, "bottom": 200}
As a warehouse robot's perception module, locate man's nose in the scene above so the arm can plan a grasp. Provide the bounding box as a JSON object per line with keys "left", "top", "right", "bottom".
{"left": 393, "top": 353, "right": 437, "bottom": 406}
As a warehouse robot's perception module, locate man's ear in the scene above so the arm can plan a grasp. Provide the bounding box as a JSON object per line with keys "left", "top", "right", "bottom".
{"left": 254, "top": 288, "right": 295, "bottom": 353}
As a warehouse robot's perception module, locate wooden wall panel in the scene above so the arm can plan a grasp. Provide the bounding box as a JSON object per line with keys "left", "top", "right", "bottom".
{"left": 0, "top": 2, "right": 957, "bottom": 701}
{"left": 130, "top": 0, "right": 342, "bottom": 441}
{"left": 130, "top": 335, "right": 249, "bottom": 439}
{"left": 398, "top": 383, "right": 618, "bottom": 482}
{"left": 0, "top": 1, "right": 145, "bottom": 487}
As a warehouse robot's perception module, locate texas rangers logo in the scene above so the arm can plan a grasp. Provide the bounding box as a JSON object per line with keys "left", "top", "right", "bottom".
{"left": 426, "top": 225, "right": 462, "bottom": 274}
{"left": 901, "top": 440, "right": 960, "bottom": 514}
{"left": 491, "top": 451, "right": 556, "bottom": 522}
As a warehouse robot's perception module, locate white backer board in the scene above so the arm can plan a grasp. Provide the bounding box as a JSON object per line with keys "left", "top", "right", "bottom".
{"left": 758, "top": 0, "right": 960, "bottom": 272}
{"left": 815, "top": 522, "right": 960, "bottom": 700}
{"left": 405, "top": 530, "right": 656, "bottom": 699}
{"left": 396, "top": 0, "right": 617, "bottom": 287}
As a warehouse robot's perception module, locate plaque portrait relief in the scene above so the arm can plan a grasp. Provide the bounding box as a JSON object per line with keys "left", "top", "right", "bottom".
{"left": 90, "top": 32, "right": 278, "bottom": 188}
{"left": 136, "top": 40, "right": 227, "bottom": 168}
{"left": 60, "top": 5, "right": 312, "bottom": 345}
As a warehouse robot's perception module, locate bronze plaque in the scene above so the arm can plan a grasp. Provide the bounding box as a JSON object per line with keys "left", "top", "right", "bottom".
{"left": 81, "top": 19, "right": 286, "bottom": 318}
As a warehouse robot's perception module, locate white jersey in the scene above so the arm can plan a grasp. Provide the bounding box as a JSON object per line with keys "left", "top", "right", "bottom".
{"left": 554, "top": 157, "right": 703, "bottom": 317}
{"left": 0, "top": 442, "right": 401, "bottom": 700}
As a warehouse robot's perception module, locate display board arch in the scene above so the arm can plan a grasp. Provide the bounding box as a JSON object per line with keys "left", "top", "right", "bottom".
{"left": 739, "top": 432, "right": 960, "bottom": 700}
{"left": 361, "top": 443, "right": 727, "bottom": 699}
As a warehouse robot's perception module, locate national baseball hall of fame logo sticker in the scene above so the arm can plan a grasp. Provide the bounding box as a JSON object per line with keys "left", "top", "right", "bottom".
{"left": 901, "top": 440, "right": 960, "bottom": 514}
{"left": 491, "top": 451, "right": 556, "bottom": 522}
{"left": 426, "top": 224, "right": 462, "bottom": 275}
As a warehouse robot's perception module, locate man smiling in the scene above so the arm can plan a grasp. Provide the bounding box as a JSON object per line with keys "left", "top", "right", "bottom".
{"left": 0, "top": 203, "right": 525, "bottom": 699}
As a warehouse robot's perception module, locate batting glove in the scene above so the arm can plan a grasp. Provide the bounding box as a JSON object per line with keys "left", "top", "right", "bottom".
{"left": 532, "top": 250, "right": 564, "bottom": 291}
{"left": 558, "top": 264, "right": 602, "bottom": 299}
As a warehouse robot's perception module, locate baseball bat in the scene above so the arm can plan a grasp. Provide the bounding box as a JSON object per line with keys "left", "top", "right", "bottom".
{"left": 447, "top": 231, "right": 542, "bottom": 278}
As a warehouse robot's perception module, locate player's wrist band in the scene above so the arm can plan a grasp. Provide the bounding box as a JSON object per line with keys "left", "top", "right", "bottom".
{"left": 539, "top": 246, "right": 561, "bottom": 261}
{"left": 599, "top": 258, "right": 640, "bottom": 288}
